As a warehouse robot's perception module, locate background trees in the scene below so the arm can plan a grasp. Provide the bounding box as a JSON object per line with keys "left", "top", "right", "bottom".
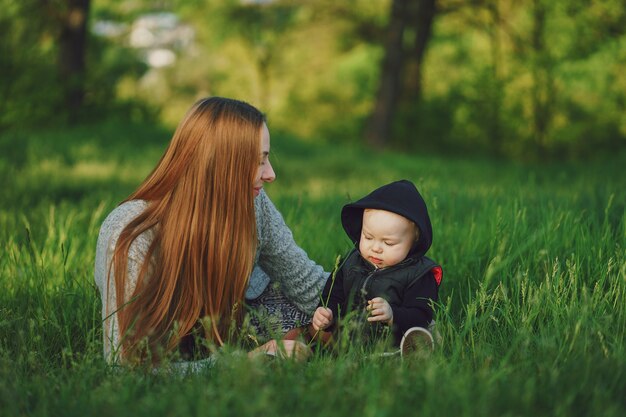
{"left": 1, "top": 0, "right": 624, "bottom": 159}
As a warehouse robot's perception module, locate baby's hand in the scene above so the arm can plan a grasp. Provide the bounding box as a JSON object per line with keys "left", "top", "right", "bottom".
{"left": 367, "top": 297, "right": 393, "bottom": 325}
{"left": 312, "top": 307, "right": 333, "bottom": 331}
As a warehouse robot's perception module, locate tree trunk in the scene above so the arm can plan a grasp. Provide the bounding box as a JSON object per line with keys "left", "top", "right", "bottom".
{"left": 401, "top": 0, "right": 437, "bottom": 139}
{"left": 403, "top": 0, "right": 437, "bottom": 104}
{"left": 487, "top": 0, "right": 502, "bottom": 155}
{"left": 530, "top": 0, "right": 554, "bottom": 151}
{"left": 365, "top": 0, "right": 409, "bottom": 148}
{"left": 57, "top": 0, "right": 90, "bottom": 123}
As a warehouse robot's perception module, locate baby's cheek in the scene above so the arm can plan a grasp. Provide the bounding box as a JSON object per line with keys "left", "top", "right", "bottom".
{"left": 386, "top": 251, "right": 403, "bottom": 266}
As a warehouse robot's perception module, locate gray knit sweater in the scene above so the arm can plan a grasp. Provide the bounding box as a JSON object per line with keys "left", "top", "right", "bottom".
{"left": 94, "top": 189, "right": 327, "bottom": 363}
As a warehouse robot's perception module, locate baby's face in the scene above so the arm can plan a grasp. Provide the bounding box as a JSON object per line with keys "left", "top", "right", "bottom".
{"left": 359, "top": 209, "right": 417, "bottom": 269}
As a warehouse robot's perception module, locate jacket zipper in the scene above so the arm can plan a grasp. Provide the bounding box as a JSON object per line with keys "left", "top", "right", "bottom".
{"left": 359, "top": 256, "right": 415, "bottom": 300}
{"left": 359, "top": 269, "right": 377, "bottom": 300}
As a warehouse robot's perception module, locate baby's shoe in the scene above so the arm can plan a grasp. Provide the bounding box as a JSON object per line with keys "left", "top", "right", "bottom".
{"left": 400, "top": 327, "right": 434, "bottom": 358}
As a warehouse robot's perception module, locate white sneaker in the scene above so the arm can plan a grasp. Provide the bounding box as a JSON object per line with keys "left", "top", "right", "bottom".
{"left": 400, "top": 327, "right": 434, "bottom": 358}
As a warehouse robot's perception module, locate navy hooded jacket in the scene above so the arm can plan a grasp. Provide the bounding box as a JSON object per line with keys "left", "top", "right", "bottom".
{"left": 320, "top": 180, "right": 442, "bottom": 344}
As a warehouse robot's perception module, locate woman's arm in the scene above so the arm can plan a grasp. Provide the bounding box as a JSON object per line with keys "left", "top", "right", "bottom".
{"left": 94, "top": 201, "right": 150, "bottom": 363}
{"left": 97, "top": 243, "right": 145, "bottom": 363}
{"left": 255, "top": 190, "right": 329, "bottom": 315}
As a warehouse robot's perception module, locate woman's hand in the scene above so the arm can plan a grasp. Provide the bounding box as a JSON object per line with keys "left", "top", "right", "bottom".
{"left": 367, "top": 297, "right": 393, "bottom": 325}
{"left": 312, "top": 307, "right": 333, "bottom": 331}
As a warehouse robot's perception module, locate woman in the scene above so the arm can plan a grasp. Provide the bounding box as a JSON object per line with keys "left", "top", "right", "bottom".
{"left": 94, "top": 97, "right": 327, "bottom": 366}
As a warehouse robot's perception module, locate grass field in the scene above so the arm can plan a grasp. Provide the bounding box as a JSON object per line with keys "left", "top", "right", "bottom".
{"left": 1, "top": 121, "right": 624, "bottom": 416}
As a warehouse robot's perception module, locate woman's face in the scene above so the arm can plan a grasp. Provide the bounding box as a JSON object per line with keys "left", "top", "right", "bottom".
{"left": 253, "top": 123, "right": 275, "bottom": 196}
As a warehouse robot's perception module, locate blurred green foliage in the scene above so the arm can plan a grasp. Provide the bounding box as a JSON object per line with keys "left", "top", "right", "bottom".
{"left": 0, "top": 0, "right": 155, "bottom": 131}
{"left": 1, "top": 0, "right": 625, "bottom": 159}
{"left": 0, "top": 0, "right": 61, "bottom": 128}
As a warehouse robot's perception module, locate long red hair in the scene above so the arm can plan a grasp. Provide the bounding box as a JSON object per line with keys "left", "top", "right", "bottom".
{"left": 109, "top": 97, "right": 264, "bottom": 362}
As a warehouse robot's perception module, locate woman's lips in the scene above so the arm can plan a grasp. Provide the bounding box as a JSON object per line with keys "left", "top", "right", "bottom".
{"left": 253, "top": 187, "right": 262, "bottom": 196}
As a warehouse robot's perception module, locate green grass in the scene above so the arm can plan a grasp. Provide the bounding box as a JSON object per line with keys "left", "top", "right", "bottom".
{"left": 1, "top": 121, "right": 625, "bottom": 416}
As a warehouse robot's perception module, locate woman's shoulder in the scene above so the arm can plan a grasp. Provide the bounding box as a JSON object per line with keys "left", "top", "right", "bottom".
{"left": 254, "top": 189, "right": 285, "bottom": 222}
{"left": 254, "top": 188, "right": 270, "bottom": 213}
{"left": 100, "top": 200, "right": 148, "bottom": 234}
{"left": 97, "top": 200, "right": 150, "bottom": 251}
{"left": 94, "top": 200, "right": 151, "bottom": 291}
{"left": 253, "top": 189, "right": 289, "bottom": 241}
{"left": 107, "top": 199, "right": 148, "bottom": 219}
{"left": 253, "top": 189, "right": 272, "bottom": 227}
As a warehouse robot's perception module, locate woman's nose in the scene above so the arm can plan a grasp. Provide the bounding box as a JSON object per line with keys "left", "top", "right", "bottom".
{"left": 262, "top": 161, "right": 276, "bottom": 182}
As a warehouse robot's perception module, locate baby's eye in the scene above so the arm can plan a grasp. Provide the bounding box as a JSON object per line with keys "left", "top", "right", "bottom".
{"left": 363, "top": 235, "right": 373, "bottom": 240}
{"left": 384, "top": 241, "right": 395, "bottom": 246}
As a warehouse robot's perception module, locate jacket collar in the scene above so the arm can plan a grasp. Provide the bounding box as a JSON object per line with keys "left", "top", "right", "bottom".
{"left": 355, "top": 249, "right": 419, "bottom": 273}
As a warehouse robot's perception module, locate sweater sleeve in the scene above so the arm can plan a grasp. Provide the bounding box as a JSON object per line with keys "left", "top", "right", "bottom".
{"left": 255, "top": 190, "right": 329, "bottom": 315}
{"left": 94, "top": 201, "right": 151, "bottom": 363}
{"left": 391, "top": 270, "right": 439, "bottom": 336}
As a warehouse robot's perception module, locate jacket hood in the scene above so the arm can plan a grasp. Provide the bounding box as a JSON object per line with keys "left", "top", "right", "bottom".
{"left": 341, "top": 180, "right": 433, "bottom": 258}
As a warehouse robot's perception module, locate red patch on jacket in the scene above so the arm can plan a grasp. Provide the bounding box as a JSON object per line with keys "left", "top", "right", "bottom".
{"left": 431, "top": 266, "right": 442, "bottom": 286}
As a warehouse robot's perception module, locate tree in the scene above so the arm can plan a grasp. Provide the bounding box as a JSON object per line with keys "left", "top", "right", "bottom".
{"left": 0, "top": 0, "right": 90, "bottom": 128}
{"left": 365, "top": 0, "right": 409, "bottom": 148}
{"left": 403, "top": 0, "right": 437, "bottom": 105}
{"left": 226, "top": 1, "right": 299, "bottom": 112}
{"left": 54, "top": 0, "right": 91, "bottom": 122}
{"left": 529, "top": 0, "right": 554, "bottom": 151}
{"left": 366, "top": 0, "right": 438, "bottom": 148}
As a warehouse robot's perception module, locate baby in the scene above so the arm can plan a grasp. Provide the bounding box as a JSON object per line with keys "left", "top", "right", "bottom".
{"left": 312, "top": 180, "right": 442, "bottom": 355}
